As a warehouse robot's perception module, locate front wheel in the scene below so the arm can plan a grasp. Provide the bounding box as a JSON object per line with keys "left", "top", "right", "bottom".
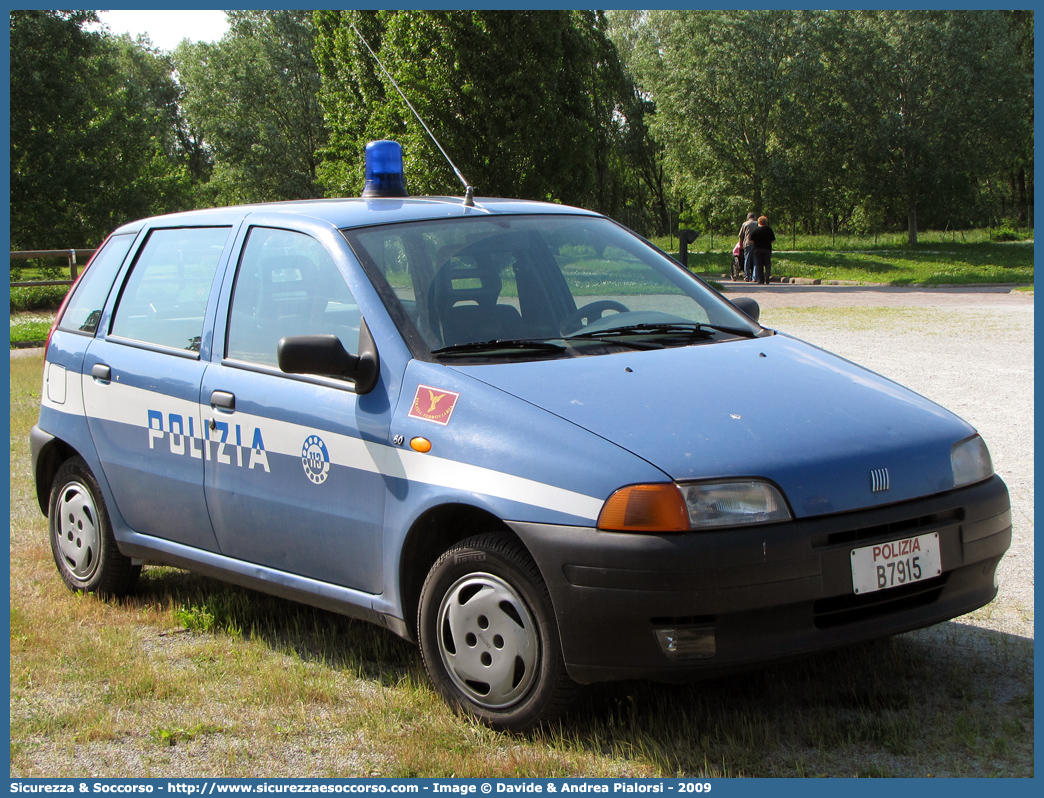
{"left": 48, "top": 456, "right": 140, "bottom": 596}
{"left": 418, "top": 532, "right": 575, "bottom": 731}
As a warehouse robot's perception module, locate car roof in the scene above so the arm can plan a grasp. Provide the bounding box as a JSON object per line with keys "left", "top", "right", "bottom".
{"left": 111, "top": 196, "right": 603, "bottom": 235}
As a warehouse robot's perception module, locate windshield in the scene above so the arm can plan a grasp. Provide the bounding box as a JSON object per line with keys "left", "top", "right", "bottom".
{"left": 343, "top": 214, "right": 762, "bottom": 361}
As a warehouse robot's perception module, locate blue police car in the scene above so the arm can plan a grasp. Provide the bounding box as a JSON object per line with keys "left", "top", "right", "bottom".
{"left": 32, "top": 141, "right": 1010, "bottom": 730}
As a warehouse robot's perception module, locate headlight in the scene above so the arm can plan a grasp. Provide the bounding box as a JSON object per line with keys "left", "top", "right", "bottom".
{"left": 598, "top": 480, "right": 792, "bottom": 532}
{"left": 680, "top": 480, "right": 792, "bottom": 528}
{"left": 951, "top": 435, "right": 994, "bottom": 488}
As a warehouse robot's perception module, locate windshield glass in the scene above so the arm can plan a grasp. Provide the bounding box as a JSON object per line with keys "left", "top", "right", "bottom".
{"left": 343, "top": 214, "right": 761, "bottom": 360}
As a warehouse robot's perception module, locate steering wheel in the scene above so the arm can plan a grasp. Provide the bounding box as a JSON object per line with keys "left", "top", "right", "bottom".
{"left": 559, "top": 300, "right": 629, "bottom": 335}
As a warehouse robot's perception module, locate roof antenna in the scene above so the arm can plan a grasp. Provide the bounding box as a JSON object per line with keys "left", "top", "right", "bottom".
{"left": 351, "top": 22, "right": 475, "bottom": 207}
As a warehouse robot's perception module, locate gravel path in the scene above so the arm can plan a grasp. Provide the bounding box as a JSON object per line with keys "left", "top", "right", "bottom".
{"left": 726, "top": 284, "right": 1034, "bottom": 640}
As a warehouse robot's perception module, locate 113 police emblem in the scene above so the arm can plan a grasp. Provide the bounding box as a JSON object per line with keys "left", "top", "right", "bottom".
{"left": 301, "top": 435, "right": 331, "bottom": 485}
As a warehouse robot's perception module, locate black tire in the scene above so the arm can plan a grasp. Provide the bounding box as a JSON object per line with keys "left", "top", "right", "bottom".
{"left": 418, "top": 532, "right": 575, "bottom": 731}
{"left": 48, "top": 456, "right": 141, "bottom": 596}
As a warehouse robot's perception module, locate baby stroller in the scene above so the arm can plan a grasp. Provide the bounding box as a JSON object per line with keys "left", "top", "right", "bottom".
{"left": 730, "top": 242, "right": 745, "bottom": 281}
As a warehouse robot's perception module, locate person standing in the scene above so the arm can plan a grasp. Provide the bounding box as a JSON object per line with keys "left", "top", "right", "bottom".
{"left": 749, "top": 215, "right": 776, "bottom": 284}
{"left": 737, "top": 212, "right": 759, "bottom": 282}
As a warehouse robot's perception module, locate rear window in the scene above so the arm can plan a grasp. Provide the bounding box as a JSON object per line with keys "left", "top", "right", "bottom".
{"left": 110, "top": 227, "right": 230, "bottom": 353}
{"left": 56, "top": 233, "right": 135, "bottom": 335}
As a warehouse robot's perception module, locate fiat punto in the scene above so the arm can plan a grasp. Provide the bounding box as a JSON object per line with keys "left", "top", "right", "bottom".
{"left": 32, "top": 141, "right": 1010, "bottom": 730}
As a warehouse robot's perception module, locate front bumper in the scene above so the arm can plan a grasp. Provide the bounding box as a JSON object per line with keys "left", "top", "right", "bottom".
{"left": 510, "top": 475, "right": 1011, "bottom": 684}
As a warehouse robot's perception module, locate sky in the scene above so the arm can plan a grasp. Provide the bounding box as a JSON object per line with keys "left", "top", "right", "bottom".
{"left": 94, "top": 9, "right": 230, "bottom": 51}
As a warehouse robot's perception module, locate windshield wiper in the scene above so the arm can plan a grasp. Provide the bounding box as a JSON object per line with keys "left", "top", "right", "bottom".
{"left": 567, "top": 322, "right": 756, "bottom": 341}
{"left": 694, "top": 322, "right": 759, "bottom": 338}
{"left": 431, "top": 338, "right": 567, "bottom": 357}
{"left": 567, "top": 322, "right": 712, "bottom": 340}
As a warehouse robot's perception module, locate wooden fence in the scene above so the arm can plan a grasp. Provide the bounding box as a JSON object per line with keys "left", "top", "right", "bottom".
{"left": 10, "top": 249, "right": 96, "bottom": 288}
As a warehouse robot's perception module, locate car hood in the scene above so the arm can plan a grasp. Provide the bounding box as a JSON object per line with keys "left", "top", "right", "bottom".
{"left": 454, "top": 334, "right": 975, "bottom": 519}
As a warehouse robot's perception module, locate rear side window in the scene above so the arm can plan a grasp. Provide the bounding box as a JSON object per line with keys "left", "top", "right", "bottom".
{"left": 226, "top": 227, "right": 360, "bottom": 368}
{"left": 110, "top": 227, "right": 230, "bottom": 352}
{"left": 57, "top": 233, "right": 135, "bottom": 335}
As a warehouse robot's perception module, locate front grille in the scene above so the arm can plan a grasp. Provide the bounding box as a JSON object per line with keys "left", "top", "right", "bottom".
{"left": 813, "top": 574, "right": 947, "bottom": 629}
{"left": 812, "top": 507, "right": 964, "bottom": 549}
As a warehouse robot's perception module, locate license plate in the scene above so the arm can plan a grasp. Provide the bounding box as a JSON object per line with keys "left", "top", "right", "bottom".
{"left": 851, "top": 532, "right": 941, "bottom": 595}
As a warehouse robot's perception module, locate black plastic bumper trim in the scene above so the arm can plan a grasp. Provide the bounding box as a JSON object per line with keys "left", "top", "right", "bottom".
{"left": 509, "top": 475, "right": 1011, "bottom": 684}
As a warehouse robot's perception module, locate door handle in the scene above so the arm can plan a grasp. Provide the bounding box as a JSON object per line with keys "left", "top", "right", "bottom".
{"left": 210, "top": 390, "right": 236, "bottom": 411}
{"left": 91, "top": 364, "right": 111, "bottom": 382}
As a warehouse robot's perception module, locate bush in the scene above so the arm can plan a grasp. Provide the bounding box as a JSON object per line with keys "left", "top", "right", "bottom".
{"left": 10, "top": 285, "right": 68, "bottom": 313}
{"left": 989, "top": 226, "right": 1030, "bottom": 243}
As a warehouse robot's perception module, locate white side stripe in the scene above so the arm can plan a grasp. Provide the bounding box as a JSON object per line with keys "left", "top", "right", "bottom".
{"left": 68, "top": 380, "right": 604, "bottom": 521}
{"left": 41, "top": 368, "right": 85, "bottom": 416}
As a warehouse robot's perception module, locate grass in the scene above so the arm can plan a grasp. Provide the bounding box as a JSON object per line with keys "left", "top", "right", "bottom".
{"left": 8, "top": 347, "right": 1034, "bottom": 777}
{"left": 684, "top": 243, "right": 1033, "bottom": 286}
{"left": 652, "top": 226, "right": 1032, "bottom": 253}
{"left": 648, "top": 232, "right": 1033, "bottom": 287}
{"left": 10, "top": 312, "right": 54, "bottom": 347}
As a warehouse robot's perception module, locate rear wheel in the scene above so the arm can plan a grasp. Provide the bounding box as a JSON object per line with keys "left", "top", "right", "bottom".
{"left": 418, "top": 532, "right": 574, "bottom": 731}
{"left": 48, "top": 456, "right": 140, "bottom": 596}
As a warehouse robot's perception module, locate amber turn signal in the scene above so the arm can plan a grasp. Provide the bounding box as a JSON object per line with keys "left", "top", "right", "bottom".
{"left": 597, "top": 483, "right": 689, "bottom": 532}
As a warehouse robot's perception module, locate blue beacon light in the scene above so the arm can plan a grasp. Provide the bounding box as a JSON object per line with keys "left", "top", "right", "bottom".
{"left": 361, "top": 140, "right": 409, "bottom": 198}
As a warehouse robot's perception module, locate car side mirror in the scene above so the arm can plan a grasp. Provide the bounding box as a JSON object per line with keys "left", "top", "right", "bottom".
{"left": 278, "top": 318, "right": 380, "bottom": 394}
{"left": 730, "top": 296, "right": 760, "bottom": 323}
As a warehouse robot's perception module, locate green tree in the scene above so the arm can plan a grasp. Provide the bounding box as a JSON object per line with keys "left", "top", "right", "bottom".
{"left": 109, "top": 32, "right": 211, "bottom": 186}
{"left": 1001, "top": 10, "right": 1033, "bottom": 227}
{"left": 626, "top": 10, "right": 815, "bottom": 229}
{"left": 606, "top": 10, "right": 672, "bottom": 235}
{"left": 854, "top": 11, "right": 1030, "bottom": 242}
{"left": 313, "top": 10, "right": 630, "bottom": 214}
{"left": 174, "top": 11, "right": 328, "bottom": 205}
{"left": 10, "top": 10, "right": 191, "bottom": 249}
{"left": 616, "top": 10, "right": 1031, "bottom": 241}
